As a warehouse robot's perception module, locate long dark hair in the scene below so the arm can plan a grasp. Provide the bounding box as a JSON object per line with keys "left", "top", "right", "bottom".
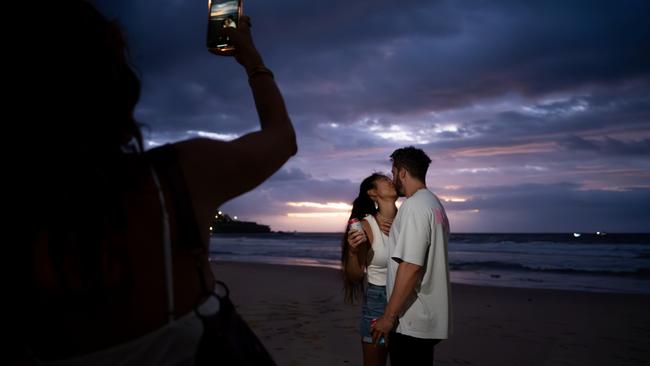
{"left": 16, "top": 1, "right": 145, "bottom": 307}
{"left": 341, "top": 173, "right": 386, "bottom": 304}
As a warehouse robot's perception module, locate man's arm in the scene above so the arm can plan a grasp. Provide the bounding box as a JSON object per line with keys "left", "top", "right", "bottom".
{"left": 371, "top": 260, "right": 421, "bottom": 344}
{"left": 384, "top": 260, "right": 421, "bottom": 320}
{"left": 371, "top": 204, "right": 432, "bottom": 344}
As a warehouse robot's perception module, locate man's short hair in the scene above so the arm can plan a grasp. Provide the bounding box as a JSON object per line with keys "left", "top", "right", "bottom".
{"left": 390, "top": 146, "right": 431, "bottom": 182}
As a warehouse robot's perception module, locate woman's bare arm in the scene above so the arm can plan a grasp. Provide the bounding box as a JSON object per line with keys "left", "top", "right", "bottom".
{"left": 344, "top": 221, "right": 373, "bottom": 282}
{"left": 174, "top": 16, "right": 297, "bottom": 228}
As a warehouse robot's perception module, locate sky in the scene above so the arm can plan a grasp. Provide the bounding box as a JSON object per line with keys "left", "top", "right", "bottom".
{"left": 95, "top": 0, "right": 650, "bottom": 233}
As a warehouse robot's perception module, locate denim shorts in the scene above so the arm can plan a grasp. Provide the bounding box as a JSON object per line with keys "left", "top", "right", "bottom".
{"left": 360, "top": 283, "right": 387, "bottom": 343}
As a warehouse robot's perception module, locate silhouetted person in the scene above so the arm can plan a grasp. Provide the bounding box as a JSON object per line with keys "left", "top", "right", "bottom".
{"left": 12, "top": 1, "right": 296, "bottom": 364}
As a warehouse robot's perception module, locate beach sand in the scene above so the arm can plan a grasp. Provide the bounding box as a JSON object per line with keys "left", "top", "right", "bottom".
{"left": 211, "top": 261, "right": 650, "bottom": 366}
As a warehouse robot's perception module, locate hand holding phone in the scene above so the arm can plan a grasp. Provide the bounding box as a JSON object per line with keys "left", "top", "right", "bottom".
{"left": 207, "top": 2, "right": 264, "bottom": 74}
{"left": 207, "top": 0, "right": 243, "bottom": 56}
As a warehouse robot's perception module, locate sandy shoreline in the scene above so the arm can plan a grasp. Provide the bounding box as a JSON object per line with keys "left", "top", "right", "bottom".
{"left": 211, "top": 261, "right": 650, "bottom": 366}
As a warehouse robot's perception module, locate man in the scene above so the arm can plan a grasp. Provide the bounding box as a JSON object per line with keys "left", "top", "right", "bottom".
{"left": 222, "top": 15, "right": 237, "bottom": 28}
{"left": 371, "top": 146, "right": 452, "bottom": 365}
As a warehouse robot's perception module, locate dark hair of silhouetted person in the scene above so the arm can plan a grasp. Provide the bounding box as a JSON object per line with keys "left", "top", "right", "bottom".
{"left": 16, "top": 0, "right": 146, "bottom": 309}
{"left": 341, "top": 173, "right": 387, "bottom": 304}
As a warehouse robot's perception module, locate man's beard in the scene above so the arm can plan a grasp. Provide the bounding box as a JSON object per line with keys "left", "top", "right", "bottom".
{"left": 394, "top": 178, "right": 406, "bottom": 197}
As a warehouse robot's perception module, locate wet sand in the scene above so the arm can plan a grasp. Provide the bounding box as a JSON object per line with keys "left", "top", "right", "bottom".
{"left": 212, "top": 261, "right": 650, "bottom": 366}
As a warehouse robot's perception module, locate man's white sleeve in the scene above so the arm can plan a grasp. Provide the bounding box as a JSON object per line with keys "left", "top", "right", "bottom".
{"left": 391, "top": 205, "right": 432, "bottom": 266}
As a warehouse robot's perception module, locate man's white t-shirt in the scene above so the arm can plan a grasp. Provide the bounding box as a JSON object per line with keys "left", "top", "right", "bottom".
{"left": 386, "top": 188, "right": 452, "bottom": 339}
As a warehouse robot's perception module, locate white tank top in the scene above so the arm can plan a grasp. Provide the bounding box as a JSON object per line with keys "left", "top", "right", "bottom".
{"left": 364, "top": 215, "right": 388, "bottom": 286}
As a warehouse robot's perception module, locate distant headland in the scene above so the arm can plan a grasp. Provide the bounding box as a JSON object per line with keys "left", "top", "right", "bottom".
{"left": 210, "top": 210, "right": 271, "bottom": 234}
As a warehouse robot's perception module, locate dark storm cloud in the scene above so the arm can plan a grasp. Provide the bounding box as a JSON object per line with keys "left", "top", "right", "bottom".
{"left": 442, "top": 183, "right": 650, "bottom": 232}
{"left": 97, "top": 0, "right": 650, "bottom": 130}
{"left": 561, "top": 136, "right": 650, "bottom": 156}
{"left": 269, "top": 0, "right": 650, "bottom": 119}
{"left": 418, "top": 83, "right": 650, "bottom": 156}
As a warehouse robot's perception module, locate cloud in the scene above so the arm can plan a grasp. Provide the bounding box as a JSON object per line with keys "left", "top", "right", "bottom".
{"left": 99, "top": 0, "right": 650, "bottom": 128}
{"left": 441, "top": 183, "right": 650, "bottom": 232}
{"left": 221, "top": 177, "right": 650, "bottom": 232}
{"left": 561, "top": 136, "right": 650, "bottom": 156}
{"left": 220, "top": 167, "right": 357, "bottom": 216}
{"left": 90, "top": 0, "right": 650, "bottom": 231}
{"left": 267, "top": 167, "right": 312, "bottom": 182}
{"left": 286, "top": 202, "right": 352, "bottom": 210}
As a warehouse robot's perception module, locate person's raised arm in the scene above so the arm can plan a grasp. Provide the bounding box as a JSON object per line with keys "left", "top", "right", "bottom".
{"left": 175, "top": 16, "right": 297, "bottom": 227}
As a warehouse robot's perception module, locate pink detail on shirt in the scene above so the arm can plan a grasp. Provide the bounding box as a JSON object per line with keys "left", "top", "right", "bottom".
{"left": 434, "top": 208, "right": 450, "bottom": 232}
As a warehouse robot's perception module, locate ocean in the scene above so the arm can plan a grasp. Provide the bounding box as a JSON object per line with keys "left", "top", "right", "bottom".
{"left": 209, "top": 233, "right": 650, "bottom": 294}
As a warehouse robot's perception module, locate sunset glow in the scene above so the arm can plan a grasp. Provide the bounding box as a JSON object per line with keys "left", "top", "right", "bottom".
{"left": 286, "top": 202, "right": 353, "bottom": 210}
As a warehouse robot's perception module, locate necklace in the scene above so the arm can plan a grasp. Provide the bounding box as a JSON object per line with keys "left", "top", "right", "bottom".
{"left": 376, "top": 211, "right": 394, "bottom": 222}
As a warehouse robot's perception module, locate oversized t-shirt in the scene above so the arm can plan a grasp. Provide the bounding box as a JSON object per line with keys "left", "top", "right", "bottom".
{"left": 386, "top": 188, "right": 452, "bottom": 339}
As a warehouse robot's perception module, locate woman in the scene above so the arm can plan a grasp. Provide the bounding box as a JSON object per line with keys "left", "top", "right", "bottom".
{"left": 12, "top": 2, "right": 295, "bottom": 364}
{"left": 342, "top": 173, "right": 398, "bottom": 366}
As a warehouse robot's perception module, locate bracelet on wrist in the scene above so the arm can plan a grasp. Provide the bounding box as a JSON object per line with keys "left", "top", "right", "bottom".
{"left": 247, "top": 65, "right": 274, "bottom": 81}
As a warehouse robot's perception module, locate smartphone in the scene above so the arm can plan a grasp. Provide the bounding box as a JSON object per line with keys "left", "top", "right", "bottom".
{"left": 207, "top": 0, "right": 243, "bottom": 55}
